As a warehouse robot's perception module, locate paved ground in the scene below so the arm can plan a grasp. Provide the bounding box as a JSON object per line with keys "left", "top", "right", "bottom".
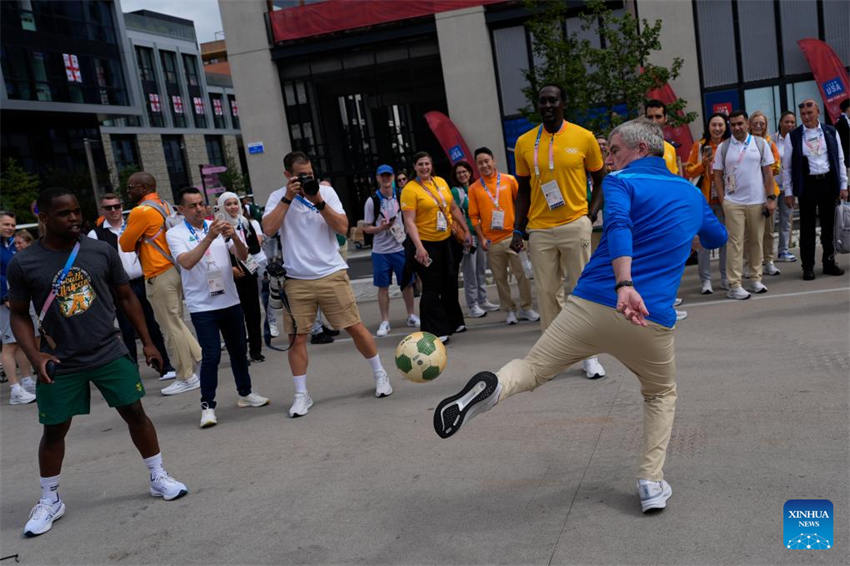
{"left": 1, "top": 256, "right": 848, "bottom": 565}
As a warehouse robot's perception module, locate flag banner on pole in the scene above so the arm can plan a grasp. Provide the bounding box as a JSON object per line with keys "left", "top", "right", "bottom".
{"left": 798, "top": 38, "right": 850, "bottom": 123}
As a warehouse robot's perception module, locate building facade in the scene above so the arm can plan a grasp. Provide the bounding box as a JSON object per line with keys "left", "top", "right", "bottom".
{"left": 220, "top": 0, "right": 849, "bottom": 218}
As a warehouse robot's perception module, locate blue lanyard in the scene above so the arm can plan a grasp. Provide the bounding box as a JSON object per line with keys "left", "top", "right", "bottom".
{"left": 184, "top": 219, "right": 208, "bottom": 241}
{"left": 38, "top": 241, "right": 81, "bottom": 327}
{"left": 480, "top": 172, "right": 502, "bottom": 208}
{"left": 295, "top": 195, "right": 320, "bottom": 213}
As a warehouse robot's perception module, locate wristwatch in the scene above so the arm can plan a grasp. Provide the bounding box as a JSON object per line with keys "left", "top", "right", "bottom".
{"left": 766, "top": 194, "right": 777, "bottom": 201}
{"left": 615, "top": 280, "right": 634, "bottom": 291}
{"left": 315, "top": 200, "right": 327, "bottom": 211}
{"left": 281, "top": 196, "right": 292, "bottom": 205}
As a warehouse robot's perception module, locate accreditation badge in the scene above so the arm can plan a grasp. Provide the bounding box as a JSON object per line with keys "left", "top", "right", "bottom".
{"left": 207, "top": 268, "right": 226, "bottom": 296}
{"left": 436, "top": 211, "right": 448, "bottom": 232}
{"left": 490, "top": 209, "right": 505, "bottom": 230}
{"left": 541, "top": 180, "right": 565, "bottom": 209}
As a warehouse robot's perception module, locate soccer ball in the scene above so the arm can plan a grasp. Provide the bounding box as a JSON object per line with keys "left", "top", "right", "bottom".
{"left": 394, "top": 331, "right": 447, "bottom": 383}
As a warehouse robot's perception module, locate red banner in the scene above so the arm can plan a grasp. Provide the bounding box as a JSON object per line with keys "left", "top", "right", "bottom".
{"left": 425, "top": 111, "right": 478, "bottom": 178}
{"left": 646, "top": 82, "right": 694, "bottom": 165}
{"left": 797, "top": 38, "right": 850, "bottom": 124}
{"left": 270, "top": 0, "right": 503, "bottom": 43}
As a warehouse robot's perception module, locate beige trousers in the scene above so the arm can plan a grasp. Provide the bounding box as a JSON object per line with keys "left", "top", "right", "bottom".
{"left": 723, "top": 201, "right": 765, "bottom": 288}
{"left": 487, "top": 238, "right": 532, "bottom": 312}
{"left": 527, "top": 216, "right": 592, "bottom": 329}
{"left": 497, "top": 296, "right": 677, "bottom": 481}
{"left": 145, "top": 267, "right": 201, "bottom": 379}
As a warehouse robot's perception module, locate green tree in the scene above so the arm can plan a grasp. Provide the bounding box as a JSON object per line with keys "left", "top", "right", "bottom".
{"left": 218, "top": 149, "right": 251, "bottom": 195}
{"left": 0, "top": 159, "right": 40, "bottom": 224}
{"left": 522, "top": 0, "right": 696, "bottom": 136}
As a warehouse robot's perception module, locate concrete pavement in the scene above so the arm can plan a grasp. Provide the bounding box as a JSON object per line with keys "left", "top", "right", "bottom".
{"left": 1, "top": 259, "right": 848, "bottom": 565}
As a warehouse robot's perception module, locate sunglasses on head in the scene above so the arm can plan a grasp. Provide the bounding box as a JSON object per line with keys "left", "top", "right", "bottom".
{"left": 102, "top": 204, "right": 122, "bottom": 211}
{"left": 798, "top": 101, "right": 816, "bottom": 109}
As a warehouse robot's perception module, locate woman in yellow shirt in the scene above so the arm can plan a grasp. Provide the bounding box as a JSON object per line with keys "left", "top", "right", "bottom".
{"left": 401, "top": 152, "right": 470, "bottom": 343}
{"left": 685, "top": 112, "right": 730, "bottom": 294}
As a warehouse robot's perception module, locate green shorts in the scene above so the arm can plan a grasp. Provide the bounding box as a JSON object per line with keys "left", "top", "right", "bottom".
{"left": 36, "top": 355, "right": 146, "bottom": 425}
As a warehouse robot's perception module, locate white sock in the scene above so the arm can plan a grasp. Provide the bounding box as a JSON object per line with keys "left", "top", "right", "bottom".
{"left": 293, "top": 375, "right": 307, "bottom": 394}
{"left": 11, "top": 383, "right": 23, "bottom": 392}
{"left": 143, "top": 453, "right": 165, "bottom": 480}
{"left": 366, "top": 354, "right": 384, "bottom": 374}
{"left": 40, "top": 475, "right": 60, "bottom": 502}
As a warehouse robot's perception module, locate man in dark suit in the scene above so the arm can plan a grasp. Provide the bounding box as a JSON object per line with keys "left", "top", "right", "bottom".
{"left": 781, "top": 99, "right": 848, "bottom": 280}
{"left": 836, "top": 98, "right": 850, "bottom": 175}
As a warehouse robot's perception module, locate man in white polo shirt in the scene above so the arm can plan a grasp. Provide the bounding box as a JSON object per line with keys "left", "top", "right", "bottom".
{"left": 262, "top": 151, "right": 392, "bottom": 418}
{"left": 166, "top": 188, "right": 269, "bottom": 428}
{"left": 713, "top": 110, "right": 776, "bottom": 300}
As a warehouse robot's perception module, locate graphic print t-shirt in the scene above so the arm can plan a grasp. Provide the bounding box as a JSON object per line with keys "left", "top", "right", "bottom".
{"left": 7, "top": 237, "right": 129, "bottom": 373}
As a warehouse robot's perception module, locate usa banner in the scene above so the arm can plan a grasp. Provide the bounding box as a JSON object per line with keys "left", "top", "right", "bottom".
{"left": 193, "top": 97, "right": 204, "bottom": 114}
{"left": 172, "top": 95, "right": 184, "bottom": 114}
{"left": 63, "top": 54, "right": 82, "bottom": 83}
{"left": 424, "top": 111, "right": 478, "bottom": 178}
{"left": 798, "top": 38, "right": 849, "bottom": 124}
{"left": 149, "top": 93, "right": 161, "bottom": 112}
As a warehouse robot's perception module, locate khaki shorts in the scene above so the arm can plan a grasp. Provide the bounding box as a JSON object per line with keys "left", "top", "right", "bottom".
{"left": 283, "top": 270, "right": 361, "bottom": 335}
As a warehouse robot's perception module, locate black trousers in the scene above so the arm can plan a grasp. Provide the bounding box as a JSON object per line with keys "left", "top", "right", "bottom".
{"left": 117, "top": 277, "right": 173, "bottom": 371}
{"left": 235, "top": 272, "right": 263, "bottom": 359}
{"left": 798, "top": 176, "right": 839, "bottom": 270}
{"left": 406, "top": 238, "right": 464, "bottom": 337}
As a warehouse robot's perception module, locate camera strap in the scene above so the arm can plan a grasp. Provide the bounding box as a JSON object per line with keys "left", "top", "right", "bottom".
{"left": 295, "top": 195, "right": 321, "bottom": 213}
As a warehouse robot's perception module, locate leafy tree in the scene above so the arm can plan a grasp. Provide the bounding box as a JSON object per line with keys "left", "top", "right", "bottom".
{"left": 522, "top": 0, "right": 696, "bottom": 136}
{"left": 218, "top": 149, "right": 251, "bottom": 195}
{"left": 0, "top": 159, "right": 40, "bottom": 224}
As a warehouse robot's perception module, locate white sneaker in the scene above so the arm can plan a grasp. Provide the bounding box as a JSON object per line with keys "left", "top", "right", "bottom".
{"left": 237, "top": 392, "right": 270, "bottom": 408}
{"left": 150, "top": 473, "right": 188, "bottom": 500}
{"left": 374, "top": 369, "right": 393, "bottom": 398}
{"left": 479, "top": 300, "right": 500, "bottom": 312}
{"left": 751, "top": 281, "right": 768, "bottom": 294}
{"left": 10, "top": 384, "right": 36, "bottom": 405}
{"left": 200, "top": 405, "right": 217, "bottom": 428}
{"left": 673, "top": 297, "right": 683, "bottom": 307}
{"left": 719, "top": 278, "right": 730, "bottom": 290}
{"left": 468, "top": 304, "right": 487, "bottom": 318}
{"left": 161, "top": 374, "right": 200, "bottom": 396}
{"left": 676, "top": 309, "right": 688, "bottom": 321}
{"left": 406, "top": 314, "right": 421, "bottom": 328}
{"left": 20, "top": 375, "right": 36, "bottom": 394}
{"left": 505, "top": 311, "right": 518, "bottom": 325}
{"left": 269, "top": 320, "right": 280, "bottom": 337}
{"left": 700, "top": 280, "right": 713, "bottom": 295}
{"left": 438, "top": 335, "right": 449, "bottom": 344}
{"left": 23, "top": 497, "right": 65, "bottom": 537}
{"left": 637, "top": 479, "right": 672, "bottom": 512}
{"left": 289, "top": 392, "right": 313, "bottom": 417}
{"left": 376, "top": 320, "right": 391, "bottom": 337}
{"left": 455, "top": 324, "right": 467, "bottom": 333}
{"left": 726, "top": 286, "right": 751, "bottom": 300}
{"left": 159, "top": 370, "right": 176, "bottom": 381}
{"left": 764, "top": 261, "right": 781, "bottom": 276}
{"left": 517, "top": 308, "right": 540, "bottom": 321}
{"left": 582, "top": 357, "right": 606, "bottom": 379}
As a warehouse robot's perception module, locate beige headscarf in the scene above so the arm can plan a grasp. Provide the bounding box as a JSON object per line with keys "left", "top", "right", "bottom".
{"left": 216, "top": 191, "right": 243, "bottom": 227}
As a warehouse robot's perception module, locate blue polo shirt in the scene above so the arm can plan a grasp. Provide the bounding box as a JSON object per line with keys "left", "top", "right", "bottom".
{"left": 573, "top": 156, "right": 727, "bottom": 328}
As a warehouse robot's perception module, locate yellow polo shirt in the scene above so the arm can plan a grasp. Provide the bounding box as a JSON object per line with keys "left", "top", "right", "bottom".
{"left": 663, "top": 141, "right": 679, "bottom": 175}
{"left": 400, "top": 176, "right": 454, "bottom": 242}
{"left": 514, "top": 121, "right": 604, "bottom": 230}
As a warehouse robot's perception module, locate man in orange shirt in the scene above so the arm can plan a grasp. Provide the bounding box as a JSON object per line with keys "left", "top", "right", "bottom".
{"left": 468, "top": 147, "right": 538, "bottom": 326}
{"left": 119, "top": 172, "right": 201, "bottom": 396}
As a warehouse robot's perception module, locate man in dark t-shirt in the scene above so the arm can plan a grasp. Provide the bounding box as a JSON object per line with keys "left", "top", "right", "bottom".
{"left": 7, "top": 188, "right": 189, "bottom": 538}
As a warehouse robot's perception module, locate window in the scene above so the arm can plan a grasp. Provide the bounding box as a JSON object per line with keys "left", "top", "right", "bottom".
{"left": 743, "top": 86, "right": 781, "bottom": 135}
{"left": 205, "top": 135, "right": 225, "bottom": 166}
{"left": 228, "top": 95, "right": 239, "bottom": 129}
{"left": 492, "top": 26, "right": 529, "bottom": 116}
{"left": 159, "top": 50, "right": 178, "bottom": 85}
{"left": 209, "top": 93, "right": 226, "bottom": 128}
{"left": 779, "top": 1, "right": 819, "bottom": 75}
{"left": 182, "top": 54, "right": 199, "bottom": 86}
{"left": 135, "top": 46, "right": 156, "bottom": 82}
{"left": 737, "top": 0, "right": 778, "bottom": 82}
{"left": 695, "top": 0, "right": 738, "bottom": 88}
{"left": 111, "top": 134, "right": 140, "bottom": 172}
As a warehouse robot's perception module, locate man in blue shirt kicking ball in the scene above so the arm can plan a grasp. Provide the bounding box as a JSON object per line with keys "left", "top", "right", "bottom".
{"left": 433, "top": 118, "right": 728, "bottom": 514}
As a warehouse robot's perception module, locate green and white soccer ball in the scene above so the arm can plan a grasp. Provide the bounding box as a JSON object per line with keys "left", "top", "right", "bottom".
{"left": 394, "top": 331, "right": 447, "bottom": 383}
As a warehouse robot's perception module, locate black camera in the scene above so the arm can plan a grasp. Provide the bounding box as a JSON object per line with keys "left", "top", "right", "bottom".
{"left": 297, "top": 174, "right": 320, "bottom": 196}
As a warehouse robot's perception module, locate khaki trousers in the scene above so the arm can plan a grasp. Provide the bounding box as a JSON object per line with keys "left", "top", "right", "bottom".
{"left": 487, "top": 238, "right": 532, "bottom": 312}
{"left": 497, "top": 296, "right": 677, "bottom": 481}
{"left": 527, "top": 216, "right": 592, "bottom": 329}
{"left": 145, "top": 267, "right": 201, "bottom": 379}
{"left": 722, "top": 201, "right": 765, "bottom": 288}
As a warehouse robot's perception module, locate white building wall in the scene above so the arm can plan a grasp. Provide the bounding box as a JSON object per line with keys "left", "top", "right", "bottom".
{"left": 435, "top": 6, "right": 508, "bottom": 168}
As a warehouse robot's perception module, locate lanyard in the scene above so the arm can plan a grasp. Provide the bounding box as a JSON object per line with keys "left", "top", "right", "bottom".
{"left": 480, "top": 172, "right": 502, "bottom": 208}
{"left": 184, "top": 219, "right": 208, "bottom": 242}
{"left": 533, "top": 122, "right": 564, "bottom": 176}
{"left": 415, "top": 178, "right": 448, "bottom": 211}
{"left": 376, "top": 189, "right": 397, "bottom": 214}
{"left": 732, "top": 134, "right": 752, "bottom": 167}
{"left": 37, "top": 241, "right": 80, "bottom": 328}
{"left": 295, "top": 195, "right": 320, "bottom": 213}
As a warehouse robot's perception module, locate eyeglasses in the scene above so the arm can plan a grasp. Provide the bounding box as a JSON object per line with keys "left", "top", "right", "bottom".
{"left": 102, "top": 204, "right": 122, "bottom": 211}
{"left": 798, "top": 101, "right": 816, "bottom": 109}
{"left": 396, "top": 177, "right": 407, "bottom": 183}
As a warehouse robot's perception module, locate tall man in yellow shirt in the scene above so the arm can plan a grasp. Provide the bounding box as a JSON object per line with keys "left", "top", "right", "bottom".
{"left": 510, "top": 84, "right": 606, "bottom": 379}
{"left": 120, "top": 172, "right": 201, "bottom": 396}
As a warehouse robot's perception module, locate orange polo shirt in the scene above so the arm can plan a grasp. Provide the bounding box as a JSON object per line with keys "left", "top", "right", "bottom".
{"left": 468, "top": 171, "right": 518, "bottom": 244}
{"left": 119, "top": 192, "right": 175, "bottom": 279}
